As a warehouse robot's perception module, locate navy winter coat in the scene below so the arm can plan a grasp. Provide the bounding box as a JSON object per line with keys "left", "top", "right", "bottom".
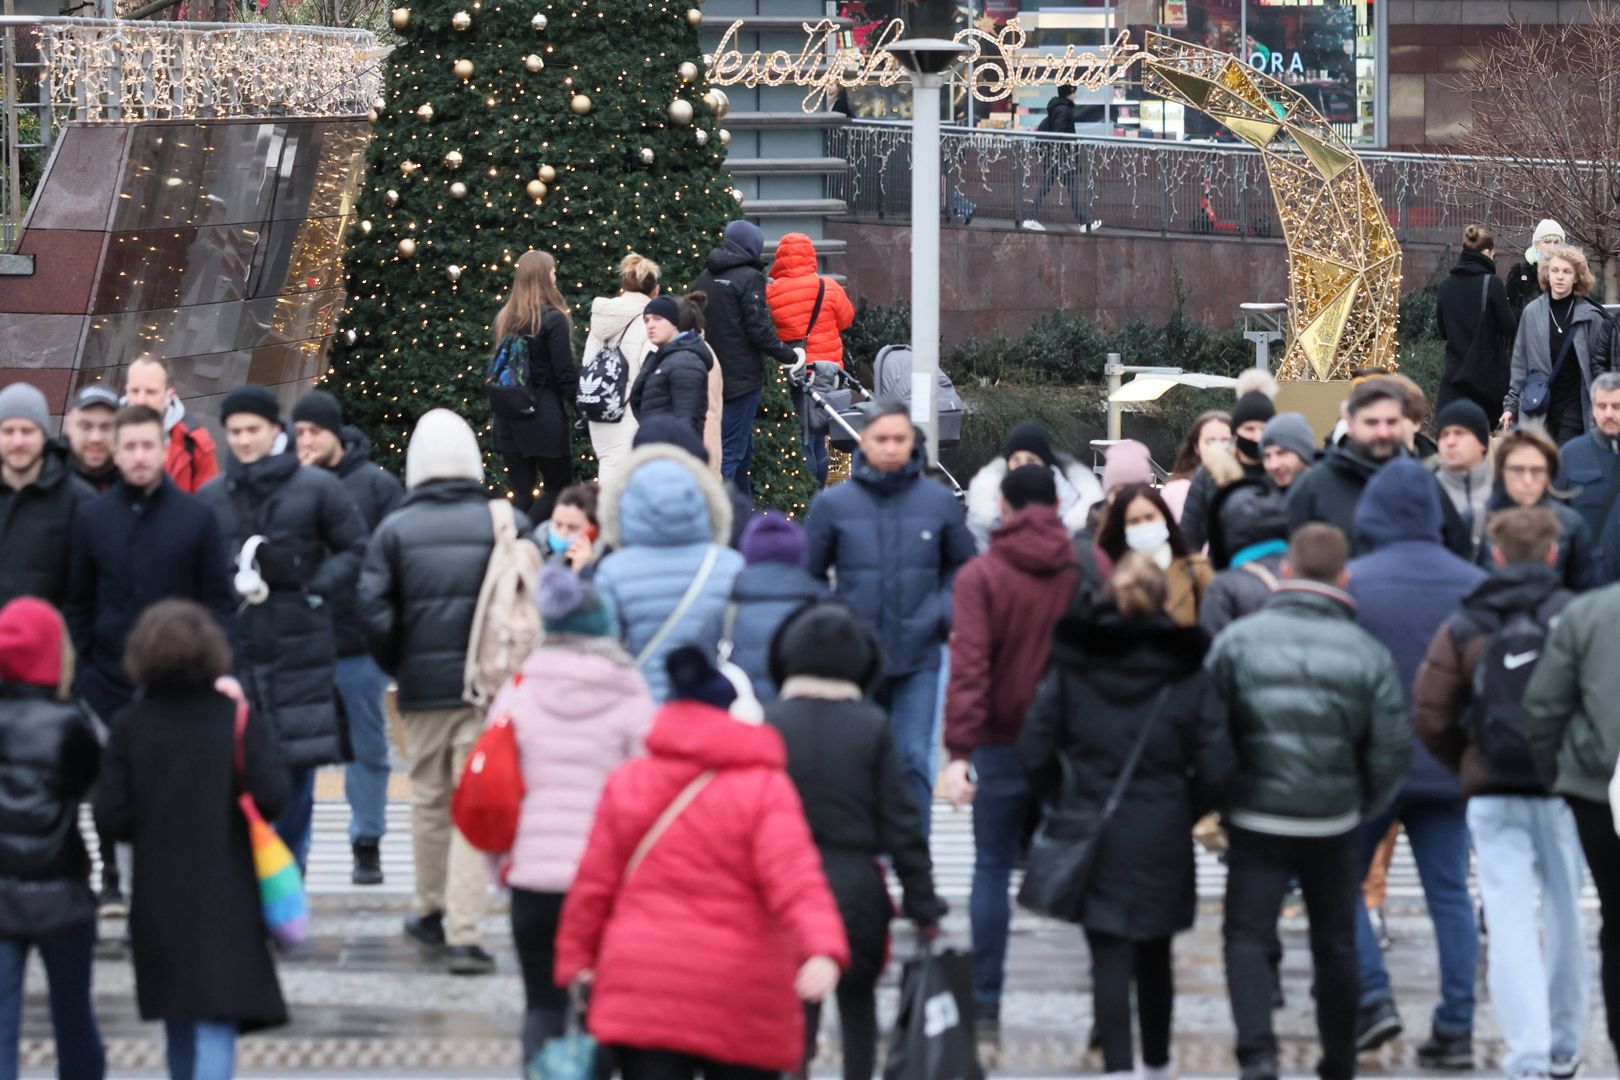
{"left": 805, "top": 447, "right": 976, "bottom": 675}
{"left": 325, "top": 428, "right": 404, "bottom": 657}
{"left": 1477, "top": 489, "right": 1595, "bottom": 592}
{"left": 1557, "top": 429, "right": 1620, "bottom": 547}
{"left": 64, "top": 477, "right": 236, "bottom": 721}
{"left": 1347, "top": 458, "right": 1486, "bottom": 801}
{"left": 709, "top": 563, "right": 826, "bottom": 704}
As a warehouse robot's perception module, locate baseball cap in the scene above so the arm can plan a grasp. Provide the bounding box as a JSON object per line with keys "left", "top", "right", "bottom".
{"left": 71, "top": 384, "right": 121, "bottom": 412}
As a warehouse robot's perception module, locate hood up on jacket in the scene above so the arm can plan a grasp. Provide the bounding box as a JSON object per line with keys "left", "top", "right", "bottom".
{"left": 1354, "top": 458, "right": 1443, "bottom": 549}
{"left": 1050, "top": 608, "right": 1210, "bottom": 699}
{"left": 0, "top": 597, "right": 64, "bottom": 688}
{"left": 405, "top": 408, "right": 483, "bottom": 489}
{"left": 338, "top": 425, "right": 378, "bottom": 475}
{"left": 519, "top": 638, "right": 643, "bottom": 721}
{"left": 990, "top": 504, "right": 1079, "bottom": 576}
{"left": 600, "top": 442, "right": 733, "bottom": 549}
{"left": 769, "top": 232, "right": 819, "bottom": 280}
{"left": 644, "top": 699, "right": 786, "bottom": 770}
{"left": 589, "top": 292, "right": 651, "bottom": 341}
{"left": 705, "top": 238, "right": 763, "bottom": 276}
{"left": 966, "top": 455, "right": 1103, "bottom": 541}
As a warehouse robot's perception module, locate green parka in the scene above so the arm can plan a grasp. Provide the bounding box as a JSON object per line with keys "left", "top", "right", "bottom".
{"left": 1526, "top": 581, "right": 1620, "bottom": 803}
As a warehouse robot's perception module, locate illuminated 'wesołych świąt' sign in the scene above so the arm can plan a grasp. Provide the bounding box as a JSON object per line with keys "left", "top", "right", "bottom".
{"left": 705, "top": 19, "right": 1146, "bottom": 112}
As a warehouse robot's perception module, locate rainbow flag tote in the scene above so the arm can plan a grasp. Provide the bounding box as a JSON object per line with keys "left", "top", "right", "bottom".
{"left": 233, "top": 702, "right": 309, "bottom": 951}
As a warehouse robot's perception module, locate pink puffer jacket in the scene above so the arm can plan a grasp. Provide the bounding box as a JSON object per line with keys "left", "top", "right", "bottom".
{"left": 490, "top": 638, "right": 655, "bottom": 893}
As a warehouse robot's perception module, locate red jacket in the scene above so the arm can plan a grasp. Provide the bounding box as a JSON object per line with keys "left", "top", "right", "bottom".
{"left": 767, "top": 233, "right": 855, "bottom": 365}
{"left": 945, "top": 505, "right": 1079, "bottom": 761}
{"left": 165, "top": 416, "right": 218, "bottom": 494}
{"left": 555, "top": 701, "right": 848, "bottom": 1071}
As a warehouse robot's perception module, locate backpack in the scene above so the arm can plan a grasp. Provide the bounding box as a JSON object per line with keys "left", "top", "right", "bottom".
{"left": 484, "top": 333, "right": 536, "bottom": 418}
{"left": 577, "top": 321, "right": 634, "bottom": 423}
{"left": 1466, "top": 595, "right": 1567, "bottom": 789}
{"left": 463, "top": 500, "right": 543, "bottom": 707}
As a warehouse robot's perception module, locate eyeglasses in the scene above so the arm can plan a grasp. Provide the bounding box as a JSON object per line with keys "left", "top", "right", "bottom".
{"left": 1504, "top": 464, "right": 1549, "bottom": 478}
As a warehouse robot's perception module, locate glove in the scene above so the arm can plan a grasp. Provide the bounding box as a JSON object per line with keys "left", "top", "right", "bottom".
{"left": 788, "top": 347, "right": 807, "bottom": 380}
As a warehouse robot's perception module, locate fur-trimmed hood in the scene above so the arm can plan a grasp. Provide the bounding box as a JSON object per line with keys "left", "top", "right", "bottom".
{"left": 1050, "top": 607, "right": 1212, "bottom": 694}
{"left": 599, "top": 442, "right": 734, "bottom": 549}
{"left": 966, "top": 453, "right": 1102, "bottom": 550}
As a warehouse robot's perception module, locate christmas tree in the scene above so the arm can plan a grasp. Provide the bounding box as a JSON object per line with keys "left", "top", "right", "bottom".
{"left": 326, "top": 0, "right": 817, "bottom": 514}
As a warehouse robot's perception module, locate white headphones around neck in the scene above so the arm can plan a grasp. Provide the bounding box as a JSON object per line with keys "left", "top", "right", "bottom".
{"left": 235, "top": 535, "right": 270, "bottom": 606}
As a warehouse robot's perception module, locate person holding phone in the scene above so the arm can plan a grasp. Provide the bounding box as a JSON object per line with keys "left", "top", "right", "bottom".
{"left": 535, "top": 484, "right": 603, "bottom": 575}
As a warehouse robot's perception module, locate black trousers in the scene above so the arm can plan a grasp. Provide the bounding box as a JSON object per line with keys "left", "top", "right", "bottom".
{"left": 1223, "top": 826, "right": 1361, "bottom": 1080}
{"left": 1085, "top": 930, "right": 1173, "bottom": 1073}
{"left": 1569, "top": 796, "right": 1620, "bottom": 1055}
{"left": 503, "top": 453, "right": 573, "bottom": 520}
{"left": 510, "top": 888, "right": 568, "bottom": 1063}
{"left": 615, "top": 1048, "right": 774, "bottom": 1080}
{"left": 802, "top": 972, "right": 878, "bottom": 1080}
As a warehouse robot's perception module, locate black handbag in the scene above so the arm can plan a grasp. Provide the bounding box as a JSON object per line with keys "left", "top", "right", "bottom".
{"left": 1017, "top": 686, "right": 1170, "bottom": 924}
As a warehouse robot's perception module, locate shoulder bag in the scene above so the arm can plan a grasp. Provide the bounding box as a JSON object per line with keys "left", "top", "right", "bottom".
{"left": 783, "top": 280, "right": 827, "bottom": 355}
{"left": 633, "top": 543, "right": 721, "bottom": 667}
{"left": 1521, "top": 315, "right": 1580, "bottom": 417}
{"left": 624, "top": 770, "right": 716, "bottom": 881}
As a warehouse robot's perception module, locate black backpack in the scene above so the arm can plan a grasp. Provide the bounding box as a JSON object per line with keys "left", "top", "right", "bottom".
{"left": 1465, "top": 594, "right": 1569, "bottom": 788}
{"left": 577, "top": 321, "right": 634, "bottom": 423}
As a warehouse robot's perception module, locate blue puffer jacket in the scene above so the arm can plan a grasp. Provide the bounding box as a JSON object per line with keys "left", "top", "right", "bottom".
{"left": 1557, "top": 429, "right": 1620, "bottom": 548}
{"left": 711, "top": 563, "right": 826, "bottom": 704}
{"left": 805, "top": 446, "right": 977, "bottom": 675}
{"left": 1348, "top": 458, "right": 1486, "bottom": 801}
{"left": 594, "top": 444, "right": 744, "bottom": 702}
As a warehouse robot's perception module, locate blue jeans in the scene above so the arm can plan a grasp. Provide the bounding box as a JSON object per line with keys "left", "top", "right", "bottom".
{"left": 163, "top": 1019, "right": 237, "bottom": 1080}
{"left": 1468, "top": 796, "right": 1588, "bottom": 1077}
{"left": 274, "top": 767, "right": 316, "bottom": 876}
{"left": 335, "top": 654, "right": 391, "bottom": 844}
{"left": 969, "top": 745, "right": 1030, "bottom": 1007}
{"left": 1355, "top": 795, "right": 1478, "bottom": 1033}
{"left": 720, "top": 389, "right": 763, "bottom": 496}
{"left": 879, "top": 666, "right": 942, "bottom": 836}
{"left": 0, "top": 921, "right": 103, "bottom": 1079}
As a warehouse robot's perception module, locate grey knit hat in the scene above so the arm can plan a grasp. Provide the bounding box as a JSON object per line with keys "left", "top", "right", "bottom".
{"left": 0, "top": 383, "right": 49, "bottom": 434}
{"left": 1261, "top": 412, "right": 1315, "bottom": 464}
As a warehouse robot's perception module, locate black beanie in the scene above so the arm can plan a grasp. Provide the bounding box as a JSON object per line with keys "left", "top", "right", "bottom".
{"left": 1231, "top": 391, "right": 1277, "bottom": 429}
{"left": 290, "top": 390, "right": 343, "bottom": 436}
{"left": 220, "top": 385, "right": 281, "bottom": 426}
{"left": 1001, "top": 421, "right": 1057, "bottom": 469}
{"left": 666, "top": 646, "right": 737, "bottom": 710}
{"left": 1001, "top": 463, "right": 1058, "bottom": 510}
{"left": 769, "top": 601, "right": 883, "bottom": 693}
{"left": 643, "top": 295, "right": 682, "bottom": 324}
{"left": 1435, "top": 399, "right": 1491, "bottom": 451}
{"left": 632, "top": 413, "right": 709, "bottom": 464}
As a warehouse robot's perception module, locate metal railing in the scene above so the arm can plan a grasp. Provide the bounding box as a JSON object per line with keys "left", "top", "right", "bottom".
{"left": 829, "top": 119, "right": 1536, "bottom": 250}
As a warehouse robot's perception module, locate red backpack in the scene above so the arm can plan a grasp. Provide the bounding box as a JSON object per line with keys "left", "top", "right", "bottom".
{"left": 452, "top": 708, "right": 526, "bottom": 854}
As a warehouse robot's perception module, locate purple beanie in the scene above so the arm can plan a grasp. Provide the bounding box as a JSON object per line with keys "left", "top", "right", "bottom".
{"left": 739, "top": 512, "right": 808, "bottom": 569}
{"left": 1102, "top": 440, "right": 1155, "bottom": 494}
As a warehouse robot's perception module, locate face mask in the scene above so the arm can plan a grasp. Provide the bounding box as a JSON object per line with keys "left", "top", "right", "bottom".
{"left": 1235, "top": 435, "right": 1261, "bottom": 460}
{"left": 546, "top": 529, "right": 573, "bottom": 555}
{"left": 1125, "top": 521, "right": 1170, "bottom": 553}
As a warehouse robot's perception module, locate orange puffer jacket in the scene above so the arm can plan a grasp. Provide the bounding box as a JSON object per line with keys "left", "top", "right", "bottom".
{"left": 767, "top": 233, "right": 855, "bottom": 365}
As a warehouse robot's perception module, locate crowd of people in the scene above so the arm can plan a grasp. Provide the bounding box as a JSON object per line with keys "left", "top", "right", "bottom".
{"left": 2, "top": 217, "right": 1620, "bottom": 1080}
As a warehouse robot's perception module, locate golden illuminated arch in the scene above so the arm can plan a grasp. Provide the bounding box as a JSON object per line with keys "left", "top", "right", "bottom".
{"left": 1140, "top": 33, "right": 1401, "bottom": 380}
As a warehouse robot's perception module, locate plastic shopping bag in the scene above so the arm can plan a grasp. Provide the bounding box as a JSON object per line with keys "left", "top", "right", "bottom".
{"left": 883, "top": 947, "right": 984, "bottom": 1080}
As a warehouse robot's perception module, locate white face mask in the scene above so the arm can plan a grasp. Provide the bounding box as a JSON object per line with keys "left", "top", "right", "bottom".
{"left": 1125, "top": 520, "right": 1170, "bottom": 553}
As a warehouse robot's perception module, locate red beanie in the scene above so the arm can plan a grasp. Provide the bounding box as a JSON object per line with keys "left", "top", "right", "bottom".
{"left": 0, "top": 598, "right": 64, "bottom": 689}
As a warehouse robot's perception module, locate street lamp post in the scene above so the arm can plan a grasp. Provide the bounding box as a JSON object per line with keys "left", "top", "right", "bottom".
{"left": 892, "top": 38, "right": 968, "bottom": 466}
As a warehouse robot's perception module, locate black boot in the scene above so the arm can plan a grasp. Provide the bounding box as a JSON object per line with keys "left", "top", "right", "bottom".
{"left": 351, "top": 839, "right": 383, "bottom": 886}
{"left": 1416, "top": 1027, "right": 1473, "bottom": 1069}
{"left": 404, "top": 911, "right": 446, "bottom": 956}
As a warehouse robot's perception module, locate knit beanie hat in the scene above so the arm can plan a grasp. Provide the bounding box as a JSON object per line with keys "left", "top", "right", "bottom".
{"left": 1001, "top": 421, "right": 1057, "bottom": 469}
{"left": 1528, "top": 218, "right": 1566, "bottom": 263}
{"left": 724, "top": 219, "right": 766, "bottom": 262}
{"left": 632, "top": 413, "right": 709, "bottom": 464}
{"left": 1261, "top": 412, "right": 1315, "bottom": 463}
{"left": 1231, "top": 390, "right": 1277, "bottom": 430}
{"left": 219, "top": 384, "right": 281, "bottom": 426}
{"left": 0, "top": 382, "right": 49, "bottom": 434}
{"left": 1435, "top": 399, "right": 1491, "bottom": 452}
{"left": 1001, "top": 463, "right": 1058, "bottom": 510}
{"left": 290, "top": 390, "right": 344, "bottom": 437}
{"left": 768, "top": 601, "right": 883, "bottom": 693}
{"left": 0, "top": 597, "right": 64, "bottom": 689}
{"left": 537, "top": 565, "right": 613, "bottom": 638}
{"left": 740, "top": 512, "right": 807, "bottom": 568}
{"left": 667, "top": 646, "right": 766, "bottom": 725}
{"left": 404, "top": 408, "right": 483, "bottom": 489}
{"left": 1101, "top": 440, "right": 1154, "bottom": 494}
{"left": 643, "top": 295, "right": 682, "bottom": 324}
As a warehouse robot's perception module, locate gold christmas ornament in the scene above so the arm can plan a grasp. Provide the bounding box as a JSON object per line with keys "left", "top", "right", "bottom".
{"left": 447, "top": 264, "right": 463, "bottom": 283}
{"left": 718, "top": 127, "right": 731, "bottom": 146}
{"left": 530, "top": 12, "right": 546, "bottom": 29}
{"left": 397, "top": 237, "right": 417, "bottom": 257}
{"left": 570, "top": 94, "right": 592, "bottom": 115}
{"left": 525, "top": 53, "right": 544, "bottom": 73}
{"left": 450, "top": 10, "right": 471, "bottom": 30}
{"left": 367, "top": 109, "right": 378, "bottom": 123}
{"left": 678, "top": 61, "right": 699, "bottom": 83}
{"left": 385, "top": 188, "right": 400, "bottom": 205}
{"left": 449, "top": 181, "right": 469, "bottom": 198}
{"left": 343, "top": 329, "right": 358, "bottom": 345}
{"left": 400, "top": 159, "right": 420, "bottom": 176}
{"left": 684, "top": 7, "right": 702, "bottom": 26}
{"left": 358, "top": 219, "right": 372, "bottom": 235}
{"left": 705, "top": 87, "right": 729, "bottom": 118}
{"left": 389, "top": 6, "right": 409, "bottom": 27}
{"left": 639, "top": 147, "right": 655, "bottom": 165}
{"left": 538, "top": 164, "right": 557, "bottom": 183}
{"left": 668, "top": 97, "right": 694, "bottom": 125}
{"left": 730, "top": 187, "right": 745, "bottom": 204}
{"left": 526, "top": 179, "right": 547, "bottom": 200}
{"left": 453, "top": 58, "right": 474, "bottom": 79}
{"left": 443, "top": 149, "right": 464, "bottom": 168}
{"left": 415, "top": 102, "right": 434, "bottom": 122}
{"left": 694, "top": 128, "right": 709, "bottom": 146}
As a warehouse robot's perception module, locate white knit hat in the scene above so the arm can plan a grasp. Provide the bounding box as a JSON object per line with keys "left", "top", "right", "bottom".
{"left": 404, "top": 408, "right": 483, "bottom": 489}
{"left": 1526, "top": 218, "right": 1566, "bottom": 264}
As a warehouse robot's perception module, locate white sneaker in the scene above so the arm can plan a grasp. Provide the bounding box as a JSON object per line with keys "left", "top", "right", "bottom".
{"left": 1141, "top": 1064, "right": 1176, "bottom": 1080}
{"left": 1021, "top": 219, "right": 1046, "bottom": 231}
{"left": 1085, "top": 218, "right": 1104, "bottom": 232}
{"left": 1551, "top": 1060, "right": 1582, "bottom": 1080}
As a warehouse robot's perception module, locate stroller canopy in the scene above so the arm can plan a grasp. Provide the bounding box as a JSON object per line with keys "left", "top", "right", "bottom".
{"left": 873, "top": 345, "right": 967, "bottom": 414}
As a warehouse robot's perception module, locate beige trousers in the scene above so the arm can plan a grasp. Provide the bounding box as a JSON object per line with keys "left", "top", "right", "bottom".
{"left": 398, "top": 706, "right": 488, "bottom": 946}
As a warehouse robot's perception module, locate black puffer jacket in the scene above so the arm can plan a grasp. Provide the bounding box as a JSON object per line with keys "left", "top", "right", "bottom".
{"left": 0, "top": 686, "right": 100, "bottom": 937}
{"left": 691, "top": 241, "right": 797, "bottom": 401}
{"left": 326, "top": 428, "right": 404, "bottom": 657}
{"left": 1179, "top": 456, "right": 1264, "bottom": 552}
{"left": 1200, "top": 479, "right": 1290, "bottom": 636}
{"left": 768, "top": 692, "right": 946, "bottom": 982}
{"left": 359, "top": 478, "right": 536, "bottom": 711}
{"left": 200, "top": 452, "right": 367, "bottom": 769}
{"left": 1019, "top": 611, "right": 1232, "bottom": 940}
{"left": 1205, "top": 582, "right": 1411, "bottom": 836}
{"left": 630, "top": 331, "right": 712, "bottom": 439}
{"left": 0, "top": 443, "right": 95, "bottom": 608}
{"left": 1287, "top": 443, "right": 1472, "bottom": 557}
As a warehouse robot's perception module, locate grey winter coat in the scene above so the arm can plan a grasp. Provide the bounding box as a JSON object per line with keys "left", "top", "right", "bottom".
{"left": 1506, "top": 293, "right": 1609, "bottom": 426}
{"left": 1527, "top": 581, "right": 1620, "bottom": 803}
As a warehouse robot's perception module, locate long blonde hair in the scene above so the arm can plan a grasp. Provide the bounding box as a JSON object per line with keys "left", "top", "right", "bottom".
{"left": 493, "top": 250, "right": 572, "bottom": 342}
